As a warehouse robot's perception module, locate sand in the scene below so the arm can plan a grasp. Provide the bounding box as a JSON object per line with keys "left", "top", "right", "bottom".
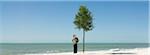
{"left": 24, "top": 47, "right": 149, "bottom": 55}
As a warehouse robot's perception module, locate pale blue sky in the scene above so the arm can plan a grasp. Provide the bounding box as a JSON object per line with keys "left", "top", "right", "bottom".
{"left": 0, "top": 1, "right": 149, "bottom": 43}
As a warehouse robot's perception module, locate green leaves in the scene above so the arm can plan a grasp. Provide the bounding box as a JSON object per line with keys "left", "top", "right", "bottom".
{"left": 74, "top": 5, "right": 94, "bottom": 32}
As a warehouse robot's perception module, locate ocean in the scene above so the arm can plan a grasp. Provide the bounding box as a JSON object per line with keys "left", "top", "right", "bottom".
{"left": 0, "top": 43, "right": 149, "bottom": 55}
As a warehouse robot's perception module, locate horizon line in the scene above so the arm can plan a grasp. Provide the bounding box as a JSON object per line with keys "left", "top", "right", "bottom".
{"left": 0, "top": 42, "right": 149, "bottom": 44}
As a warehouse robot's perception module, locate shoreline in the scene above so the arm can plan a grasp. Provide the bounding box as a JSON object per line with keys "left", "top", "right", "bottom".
{"left": 24, "top": 47, "right": 150, "bottom": 55}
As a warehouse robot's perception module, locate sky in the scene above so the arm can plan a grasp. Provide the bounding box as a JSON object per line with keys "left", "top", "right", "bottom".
{"left": 0, "top": 1, "right": 149, "bottom": 43}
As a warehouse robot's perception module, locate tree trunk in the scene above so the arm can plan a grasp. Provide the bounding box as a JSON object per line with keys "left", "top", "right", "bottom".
{"left": 83, "top": 29, "right": 85, "bottom": 53}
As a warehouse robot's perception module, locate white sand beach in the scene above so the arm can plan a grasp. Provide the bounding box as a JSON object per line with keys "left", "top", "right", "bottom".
{"left": 24, "top": 47, "right": 149, "bottom": 55}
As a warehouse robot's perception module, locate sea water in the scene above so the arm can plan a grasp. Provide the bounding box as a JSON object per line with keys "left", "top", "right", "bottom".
{"left": 0, "top": 43, "right": 149, "bottom": 55}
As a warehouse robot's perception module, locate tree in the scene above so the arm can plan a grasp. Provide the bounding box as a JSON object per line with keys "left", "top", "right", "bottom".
{"left": 74, "top": 5, "right": 94, "bottom": 53}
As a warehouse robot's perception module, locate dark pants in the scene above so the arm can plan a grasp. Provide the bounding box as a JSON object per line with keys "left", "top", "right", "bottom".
{"left": 73, "top": 44, "right": 77, "bottom": 53}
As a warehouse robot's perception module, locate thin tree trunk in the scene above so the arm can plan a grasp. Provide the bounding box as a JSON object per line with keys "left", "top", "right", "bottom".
{"left": 83, "top": 29, "right": 85, "bottom": 53}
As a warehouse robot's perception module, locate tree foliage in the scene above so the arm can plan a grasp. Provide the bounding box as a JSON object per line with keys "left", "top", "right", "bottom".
{"left": 74, "top": 5, "right": 94, "bottom": 31}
